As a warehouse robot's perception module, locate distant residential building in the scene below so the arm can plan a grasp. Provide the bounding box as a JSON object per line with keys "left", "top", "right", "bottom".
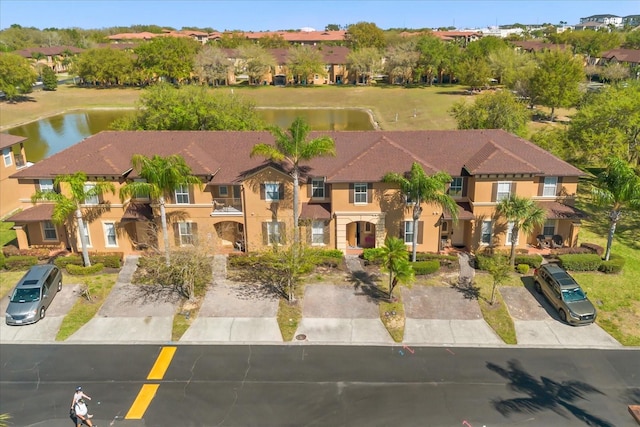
{"left": 13, "top": 45, "right": 84, "bottom": 73}
{"left": 579, "top": 14, "right": 623, "bottom": 27}
{"left": 623, "top": 15, "right": 640, "bottom": 27}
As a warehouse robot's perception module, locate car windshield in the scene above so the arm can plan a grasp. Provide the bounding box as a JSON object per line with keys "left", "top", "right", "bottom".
{"left": 562, "top": 287, "right": 587, "bottom": 302}
{"left": 10, "top": 287, "right": 41, "bottom": 303}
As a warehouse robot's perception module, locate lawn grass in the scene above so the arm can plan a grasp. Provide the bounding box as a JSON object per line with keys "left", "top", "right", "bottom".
{"left": 0, "top": 270, "right": 25, "bottom": 298}
{"left": 277, "top": 285, "right": 304, "bottom": 341}
{"left": 55, "top": 272, "right": 117, "bottom": 341}
{"left": 379, "top": 299, "right": 405, "bottom": 342}
{"left": 0, "top": 221, "right": 16, "bottom": 247}
{"left": 472, "top": 272, "right": 518, "bottom": 345}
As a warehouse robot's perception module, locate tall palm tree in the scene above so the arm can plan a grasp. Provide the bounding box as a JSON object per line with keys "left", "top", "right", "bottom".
{"left": 251, "top": 117, "right": 335, "bottom": 243}
{"left": 119, "top": 154, "right": 202, "bottom": 264}
{"left": 378, "top": 236, "right": 415, "bottom": 299}
{"left": 383, "top": 162, "right": 458, "bottom": 262}
{"left": 591, "top": 156, "right": 640, "bottom": 261}
{"left": 32, "top": 172, "right": 115, "bottom": 267}
{"left": 496, "top": 195, "right": 546, "bottom": 266}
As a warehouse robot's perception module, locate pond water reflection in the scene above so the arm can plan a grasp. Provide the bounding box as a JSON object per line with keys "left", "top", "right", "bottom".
{"left": 6, "top": 108, "right": 374, "bottom": 162}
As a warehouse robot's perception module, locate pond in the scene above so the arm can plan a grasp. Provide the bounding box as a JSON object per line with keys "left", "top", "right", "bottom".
{"left": 6, "top": 108, "right": 375, "bottom": 162}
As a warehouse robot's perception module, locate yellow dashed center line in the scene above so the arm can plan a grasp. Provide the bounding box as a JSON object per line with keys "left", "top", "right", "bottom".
{"left": 125, "top": 346, "right": 176, "bottom": 420}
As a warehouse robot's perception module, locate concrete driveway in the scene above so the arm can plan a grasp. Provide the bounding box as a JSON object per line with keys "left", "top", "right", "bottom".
{"left": 0, "top": 283, "right": 81, "bottom": 342}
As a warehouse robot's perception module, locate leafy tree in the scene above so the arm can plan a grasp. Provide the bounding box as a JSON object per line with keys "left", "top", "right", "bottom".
{"left": 455, "top": 57, "right": 492, "bottom": 89}
{"left": 415, "top": 34, "right": 446, "bottom": 85}
{"left": 567, "top": 82, "right": 640, "bottom": 166}
{"left": 346, "top": 22, "right": 386, "bottom": 50}
{"left": 487, "top": 46, "right": 522, "bottom": 86}
{"left": 465, "top": 36, "right": 509, "bottom": 60}
{"left": 486, "top": 255, "right": 511, "bottom": 305}
{"left": 623, "top": 30, "right": 640, "bottom": 49}
{"left": 438, "top": 42, "right": 461, "bottom": 84}
{"left": 119, "top": 154, "right": 203, "bottom": 265}
{"left": 450, "top": 90, "right": 531, "bottom": 137}
{"left": 237, "top": 44, "right": 276, "bottom": 85}
{"left": 194, "top": 45, "right": 233, "bottom": 86}
{"left": 530, "top": 49, "right": 584, "bottom": 121}
{"left": 286, "top": 45, "right": 325, "bottom": 85}
{"left": 384, "top": 40, "right": 419, "bottom": 85}
{"left": 251, "top": 117, "right": 336, "bottom": 244}
{"left": 0, "top": 53, "right": 37, "bottom": 101}
{"left": 591, "top": 157, "right": 640, "bottom": 261}
{"left": 346, "top": 47, "right": 383, "bottom": 85}
{"left": 600, "top": 63, "right": 630, "bottom": 83}
{"left": 72, "top": 47, "right": 136, "bottom": 86}
{"left": 134, "top": 36, "right": 200, "bottom": 83}
{"left": 496, "top": 195, "right": 546, "bottom": 267}
{"left": 383, "top": 163, "right": 458, "bottom": 262}
{"left": 376, "top": 236, "right": 414, "bottom": 299}
{"left": 112, "top": 83, "right": 265, "bottom": 131}
{"left": 41, "top": 66, "right": 57, "bottom": 91}
{"left": 218, "top": 31, "right": 250, "bottom": 48}
{"left": 32, "top": 172, "right": 115, "bottom": 267}
{"left": 259, "top": 33, "right": 289, "bottom": 48}
{"left": 325, "top": 24, "right": 341, "bottom": 31}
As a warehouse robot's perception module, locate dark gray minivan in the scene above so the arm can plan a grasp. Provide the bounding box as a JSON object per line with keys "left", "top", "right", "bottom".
{"left": 5, "top": 264, "right": 62, "bottom": 325}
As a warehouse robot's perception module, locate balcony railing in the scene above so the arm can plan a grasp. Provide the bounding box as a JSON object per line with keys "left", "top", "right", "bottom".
{"left": 211, "top": 197, "right": 242, "bottom": 215}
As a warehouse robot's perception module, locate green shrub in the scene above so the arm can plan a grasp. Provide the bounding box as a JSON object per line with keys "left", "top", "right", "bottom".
{"left": 0, "top": 250, "right": 5, "bottom": 269}
{"left": 227, "top": 253, "right": 259, "bottom": 269}
{"left": 362, "top": 248, "right": 385, "bottom": 265}
{"left": 514, "top": 254, "right": 543, "bottom": 268}
{"left": 66, "top": 263, "right": 105, "bottom": 275}
{"left": 558, "top": 253, "right": 602, "bottom": 271}
{"left": 551, "top": 246, "right": 594, "bottom": 256}
{"left": 311, "top": 249, "right": 343, "bottom": 259}
{"left": 4, "top": 255, "right": 38, "bottom": 271}
{"left": 516, "top": 264, "right": 530, "bottom": 274}
{"left": 412, "top": 260, "right": 440, "bottom": 275}
{"left": 89, "top": 252, "right": 123, "bottom": 268}
{"left": 598, "top": 254, "right": 625, "bottom": 274}
{"left": 54, "top": 255, "right": 83, "bottom": 268}
{"left": 415, "top": 252, "right": 458, "bottom": 267}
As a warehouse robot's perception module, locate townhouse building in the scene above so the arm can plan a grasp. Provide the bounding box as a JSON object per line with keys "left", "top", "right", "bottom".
{"left": 5, "top": 129, "right": 586, "bottom": 257}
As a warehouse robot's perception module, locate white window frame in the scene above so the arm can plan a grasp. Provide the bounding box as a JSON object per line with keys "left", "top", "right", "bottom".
{"left": 2, "top": 148, "right": 12, "bottom": 167}
{"left": 84, "top": 183, "right": 99, "bottom": 205}
{"left": 264, "top": 182, "right": 281, "bottom": 202}
{"left": 543, "top": 177, "right": 558, "bottom": 197}
{"left": 39, "top": 179, "right": 54, "bottom": 193}
{"left": 543, "top": 220, "right": 556, "bottom": 237}
{"left": 354, "top": 183, "right": 367, "bottom": 204}
{"left": 311, "top": 220, "right": 325, "bottom": 245}
{"left": 481, "top": 220, "right": 492, "bottom": 245}
{"left": 79, "top": 222, "right": 92, "bottom": 248}
{"left": 266, "top": 221, "right": 280, "bottom": 245}
{"left": 219, "top": 185, "right": 228, "bottom": 197}
{"left": 178, "top": 222, "right": 194, "bottom": 245}
{"left": 449, "top": 177, "right": 463, "bottom": 197}
{"left": 311, "top": 178, "right": 325, "bottom": 199}
{"left": 42, "top": 221, "right": 58, "bottom": 241}
{"left": 103, "top": 222, "right": 118, "bottom": 247}
{"left": 175, "top": 184, "right": 190, "bottom": 204}
{"left": 506, "top": 221, "right": 519, "bottom": 245}
{"left": 496, "top": 181, "right": 511, "bottom": 202}
{"left": 404, "top": 221, "right": 414, "bottom": 244}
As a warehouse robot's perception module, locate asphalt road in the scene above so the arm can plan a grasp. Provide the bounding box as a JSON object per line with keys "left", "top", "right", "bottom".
{"left": 1, "top": 344, "right": 638, "bottom": 427}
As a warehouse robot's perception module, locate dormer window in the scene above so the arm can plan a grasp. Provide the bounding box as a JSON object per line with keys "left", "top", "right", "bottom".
{"left": 543, "top": 177, "right": 558, "bottom": 197}
{"left": 449, "top": 177, "right": 463, "bottom": 197}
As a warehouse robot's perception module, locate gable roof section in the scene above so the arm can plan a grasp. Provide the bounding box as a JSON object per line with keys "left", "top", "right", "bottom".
{"left": 0, "top": 134, "right": 26, "bottom": 150}
{"left": 11, "top": 130, "right": 584, "bottom": 182}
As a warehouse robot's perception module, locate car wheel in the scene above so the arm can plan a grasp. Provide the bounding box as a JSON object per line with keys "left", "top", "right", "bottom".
{"left": 559, "top": 309, "right": 567, "bottom": 323}
{"left": 40, "top": 306, "right": 46, "bottom": 320}
{"left": 534, "top": 281, "right": 542, "bottom": 294}
{"left": 57, "top": 280, "right": 62, "bottom": 292}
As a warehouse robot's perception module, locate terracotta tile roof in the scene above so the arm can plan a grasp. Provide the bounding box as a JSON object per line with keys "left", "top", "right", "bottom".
{"left": 242, "top": 30, "right": 347, "bottom": 43}
{"left": 601, "top": 48, "right": 640, "bottom": 64}
{"left": 0, "top": 134, "right": 26, "bottom": 150}
{"left": 223, "top": 46, "right": 350, "bottom": 65}
{"left": 14, "top": 45, "right": 84, "bottom": 58}
{"left": 537, "top": 201, "right": 588, "bottom": 220}
{"left": 5, "top": 203, "right": 54, "bottom": 222}
{"left": 511, "top": 41, "right": 570, "bottom": 53}
{"left": 121, "top": 203, "right": 153, "bottom": 222}
{"left": 300, "top": 203, "right": 331, "bottom": 220}
{"left": 443, "top": 202, "right": 474, "bottom": 220}
{"left": 11, "top": 130, "right": 585, "bottom": 184}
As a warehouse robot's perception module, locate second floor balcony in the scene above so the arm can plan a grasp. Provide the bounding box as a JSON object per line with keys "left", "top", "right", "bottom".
{"left": 210, "top": 197, "right": 242, "bottom": 216}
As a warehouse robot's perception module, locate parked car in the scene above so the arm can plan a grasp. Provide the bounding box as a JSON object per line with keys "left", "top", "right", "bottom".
{"left": 533, "top": 264, "right": 596, "bottom": 326}
{"left": 5, "top": 264, "right": 62, "bottom": 325}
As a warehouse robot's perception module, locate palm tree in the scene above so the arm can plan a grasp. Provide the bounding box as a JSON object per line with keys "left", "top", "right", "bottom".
{"left": 496, "top": 195, "right": 546, "bottom": 266}
{"left": 251, "top": 117, "right": 335, "bottom": 243}
{"left": 383, "top": 162, "right": 458, "bottom": 262}
{"left": 591, "top": 156, "right": 640, "bottom": 261}
{"left": 378, "top": 236, "right": 415, "bottom": 299}
{"left": 32, "top": 172, "right": 115, "bottom": 267}
{"left": 119, "top": 154, "right": 202, "bottom": 264}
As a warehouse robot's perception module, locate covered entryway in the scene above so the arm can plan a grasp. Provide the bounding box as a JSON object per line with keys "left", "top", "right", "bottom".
{"left": 214, "top": 221, "right": 244, "bottom": 252}
{"left": 335, "top": 212, "right": 386, "bottom": 253}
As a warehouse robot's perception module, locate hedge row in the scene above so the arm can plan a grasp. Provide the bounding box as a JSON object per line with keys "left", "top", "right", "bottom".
{"left": 558, "top": 254, "right": 603, "bottom": 271}
{"left": 54, "top": 252, "right": 123, "bottom": 268}
{"left": 66, "top": 263, "right": 105, "bottom": 275}
{"left": 3, "top": 255, "right": 38, "bottom": 271}
{"left": 514, "top": 254, "right": 543, "bottom": 268}
{"left": 412, "top": 260, "right": 440, "bottom": 275}
{"left": 598, "top": 254, "right": 625, "bottom": 274}
{"left": 415, "top": 252, "right": 458, "bottom": 266}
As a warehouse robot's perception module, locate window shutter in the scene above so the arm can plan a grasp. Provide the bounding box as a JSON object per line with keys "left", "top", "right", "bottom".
{"left": 461, "top": 178, "right": 468, "bottom": 197}
{"left": 260, "top": 184, "right": 265, "bottom": 200}
{"left": 307, "top": 177, "right": 312, "bottom": 198}
{"left": 279, "top": 183, "right": 285, "bottom": 200}
{"left": 399, "top": 222, "right": 405, "bottom": 239}
{"left": 538, "top": 178, "right": 545, "bottom": 196}
{"left": 191, "top": 223, "right": 198, "bottom": 244}
{"left": 491, "top": 183, "right": 498, "bottom": 202}
{"left": 349, "top": 183, "right": 354, "bottom": 203}
{"left": 323, "top": 221, "right": 330, "bottom": 244}
{"left": 511, "top": 182, "right": 517, "bottom": 196}
{"left": 417, "top": 221, "right": 423, "bottom": 244}
{"left": 279, "top": 222, "right": 286, "bottom": 244}
{"left": 557, "top": 177, "right": 563, "bottom": 196}
{"left": 323, "top": 180, "right": 328, "bottom": 198}
{"left": 173, "top": 223, "right": 180, "bottom": 246}
{"left": 262, "top": 222, "right": 268, "bottom": 245}
{"left": 367, "top": 183, "right": 373, "bottom": 204}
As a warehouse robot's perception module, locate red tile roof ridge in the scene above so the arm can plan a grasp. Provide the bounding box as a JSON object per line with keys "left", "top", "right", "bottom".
{"left": 383, "top": 135, "right": 440, "bottom": 174}
{"left": 325, "top": 134, "right": 386, "bottom": 181}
